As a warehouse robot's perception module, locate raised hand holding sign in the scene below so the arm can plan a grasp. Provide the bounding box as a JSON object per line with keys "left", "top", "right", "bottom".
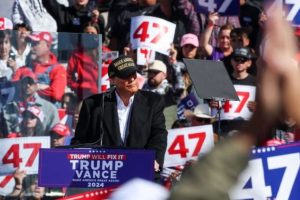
{"left": 194, "top": 0, "right": 240, "bottom": 16}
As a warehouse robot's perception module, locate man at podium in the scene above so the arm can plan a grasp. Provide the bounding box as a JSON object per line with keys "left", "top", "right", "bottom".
{"left": 71, "top": 55, "right": 167, "bottom": 172}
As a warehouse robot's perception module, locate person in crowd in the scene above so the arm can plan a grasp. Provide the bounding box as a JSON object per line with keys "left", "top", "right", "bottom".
{"left": 50, "top": 123, "right": 71, "bottom": 147}
{"left": 61, "top": 92, "right": 78, "bottom": 114}
{"left": 210, "top": 47, "right": 256, "bottom": 135}
{"left": 20, "top": 105, "right": 45, "bottom": 137}
{"left": 169, "top": 6, "right": 300, "bottom": 199}
{"left": 11, "top": 23, "right": 32, "bottom": 70}
{"left": 10, "top": 172, "right": 45, "bottom": 199}
{"left": 223, "top": 27, "right": 257, "bottom": 75}
{"left": 229, "top": 47, "right": 256, "bottom": 87}
{"left": 239, "top": 0, "right": 262, "bottom": 49}
{"left": 1, "top": 73, "right": 59, "bottom": 136}
{"left": 12, "top": 0, "right": 57, "bottom": 32}
{"left": 67, "top": 23, "right": 108, "bottom": 101}
{"left": 143, "top": 60, "right": 184, "bottom": 106}
{"left": 0, "top": 29, "right": 14, "bottom": 80}
{"left": 42, "top": 0, "right": 96, "bottom": 33}
{"left": 71, "top": 55, "right": 167, "bottom": 175}
{"left": 12, "top": 31, "right": 67, "bottom": 104}
{"left": 200, "top": 12, "right": 234, "bottom": 61}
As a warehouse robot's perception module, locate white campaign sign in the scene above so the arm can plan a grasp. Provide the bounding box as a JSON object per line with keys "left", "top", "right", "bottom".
{"left": 164, "top": 125, "right": 214, "bottom": 167}
{"left": 130, "top": 16, "right": 176, "bottom": 55}
{"left": 0, "top": 137, "right": 50, "bottom": 176}
{"left": 212, "top": 85, "right": 256, "bottom": 120}
{"left": 137, "top": 47, "right": 156, "bottom": 66}
{"left": 0, "top": 175, "right": 15, "bottom": 196}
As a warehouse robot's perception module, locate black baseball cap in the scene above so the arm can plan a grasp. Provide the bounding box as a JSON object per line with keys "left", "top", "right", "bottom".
{"left": 108, "top": 56, "right": 138, "bottom": 79}
{"left": 232, "top": 47, "right": 251, "bottom": 59}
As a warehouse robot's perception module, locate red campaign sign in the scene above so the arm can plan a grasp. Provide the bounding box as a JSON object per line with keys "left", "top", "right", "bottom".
{"left": 130, "top": 16, "right": 176, "bottom": 55}
{"left": 211, "top": 85, "right": 256, "bottom": 120}
{"left": 164, "top": 125, "right": 214, "bottom": 167}
{"left": 58, "top": 187, "right": 115, "bottom": 200}
{"left": 0, "top": 137, "right": 50, "bottom": 176}
{"left": 0, "top": 175, "right": 15, "bottom": 196}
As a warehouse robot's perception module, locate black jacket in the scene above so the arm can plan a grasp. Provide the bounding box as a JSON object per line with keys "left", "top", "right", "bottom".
{"left": 71, "top": 89, "right": 168, "bottom": 167}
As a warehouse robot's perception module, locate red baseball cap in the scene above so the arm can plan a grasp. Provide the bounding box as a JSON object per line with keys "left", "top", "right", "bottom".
{"left": 27, "top": 32, "right": 53, "bottom": 45}
{"left": 0, "top": 17, "right": 13, "bottom": 30}
{"left": 51, "top": 123, "right": 70, "bottom": 137}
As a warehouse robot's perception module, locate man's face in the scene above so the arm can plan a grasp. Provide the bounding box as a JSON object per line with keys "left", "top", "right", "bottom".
{"left": 231, "top": 57, "right": 251, "bottom": 73}
{"left": 17, "top": 27, "right": 30, "bottom": 42}
{"left": 31, "top": 40, "right": 49, "bottom": 60}
{"left": 147, "top": 70, "right": 166, "bottom": 87}
{"left": 230, "top": 35, "right": 249, "bottom": 49}
{"left": 51, "top": 135, "right": 65, "bottom": 147}
{"left": 112, "top": 73, "right": 139, "bottom": 95}
{"left": 21, "top": 78, "right": 38, "bottom": 97}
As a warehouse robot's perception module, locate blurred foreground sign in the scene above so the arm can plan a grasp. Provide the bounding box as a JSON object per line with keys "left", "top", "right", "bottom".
{"left": 230, "top": 142, "right": 300, "bottom": 200}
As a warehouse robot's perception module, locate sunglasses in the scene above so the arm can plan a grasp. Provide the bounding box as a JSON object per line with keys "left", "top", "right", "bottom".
{"left": 233, "top": 57, "right": 248, "bottom": 63}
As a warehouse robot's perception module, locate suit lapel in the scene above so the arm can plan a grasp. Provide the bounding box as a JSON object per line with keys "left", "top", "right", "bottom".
{"left": 103, "top": 92, "right": 122, "bottom": 145}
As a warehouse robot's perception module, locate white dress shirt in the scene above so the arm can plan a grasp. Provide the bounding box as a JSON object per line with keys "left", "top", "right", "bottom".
{"left": 115, "top": 92, "right": 135, "bottom": 142}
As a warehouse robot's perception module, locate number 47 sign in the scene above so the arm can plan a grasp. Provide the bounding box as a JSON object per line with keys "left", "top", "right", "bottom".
{"left": 194, "top": 0, "right": 240, "bottom": 16}
{"left": 130, "top": 16, "right": 176, "bottom": 55}
{"left": 0, "top": 137, "right": 50, "bottom": 176}
{"left": 164, "top": 125, "right": 214, "bottom": 168}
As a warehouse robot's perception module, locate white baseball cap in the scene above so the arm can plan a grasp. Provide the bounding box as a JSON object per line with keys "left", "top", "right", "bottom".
{"left": 193, "top": 104, "right": 214, "bottom": 119}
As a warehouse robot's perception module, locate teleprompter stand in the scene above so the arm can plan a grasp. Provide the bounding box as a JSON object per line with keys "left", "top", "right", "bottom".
{"left": 183, "top": 59, "right": 238, "bottom": 140}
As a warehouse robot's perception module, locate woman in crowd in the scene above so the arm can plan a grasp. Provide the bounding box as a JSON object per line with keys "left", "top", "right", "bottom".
{"left": 200, "top": 12, "right": 234, "bottom": 61}
{"left": 11, "top": 23, "right": 32, "bottom": 70}
{"left": 0, "top": 30, "right": 14, "bottom": 80}
{"left": 20, "top": 106, "right": 45, "bottom": 137}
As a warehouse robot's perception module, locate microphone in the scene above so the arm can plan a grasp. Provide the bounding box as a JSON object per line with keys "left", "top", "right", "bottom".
{"left": 99, "top": 85, "right": 116, "bottom": 146}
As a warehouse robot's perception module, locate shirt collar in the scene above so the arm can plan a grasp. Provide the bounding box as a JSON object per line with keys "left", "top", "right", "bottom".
{"left": 115, "top": 91, "right": 135, "bottom": 108}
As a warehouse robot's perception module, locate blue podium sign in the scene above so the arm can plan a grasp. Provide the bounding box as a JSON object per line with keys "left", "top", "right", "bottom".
{"left": 38, "top": 148, "right": 155, "bottom": 188}
{"left": 230, "top": 142, "right": 300, "bottom": 200}
{"left": 194, "top": 0, "right": 240, "bottom": 16}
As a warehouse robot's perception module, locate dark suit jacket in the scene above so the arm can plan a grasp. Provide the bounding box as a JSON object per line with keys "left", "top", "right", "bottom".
{"left": 71, "top": 90, "right": 168, "bottom": 167}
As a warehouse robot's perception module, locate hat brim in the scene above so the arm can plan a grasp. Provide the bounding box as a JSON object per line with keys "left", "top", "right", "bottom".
{"left": 116, "top": 67, "right": 138, "bottom": 79}
{"left": 194, "top": 113, "right": 215, "bottom": 119}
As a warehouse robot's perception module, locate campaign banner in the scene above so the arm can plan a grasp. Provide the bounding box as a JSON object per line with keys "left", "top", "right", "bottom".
{"left": 230, "top": 142, "right": 300, "bottom": 200}
{"left": 58, "top": 187, "right": 115, "bottom": 200}
{"left": 211, "top": 85, "right": 256, "bottom": 120}
{"left": 194, "top": 0, "right": 240, "bottom": 16}
{"left": 137, "top": 47, "right": 155, "bottom": 66}
{"left": 164, "top": 125, "right": 214, "bottom": 167}
{"left": 0, "top": 175, "right": 15, "bottom": 196}
{"left": 38, "top": 148, "right": 155, "bottom": 188}
{"left": 265, "top": 0, "right": 300, "bottom": 26}
{"left": 130, "top": 16, "right": 176, "bottom": 55}
{"left": 0, "top": 137, "right": 50, "bottom": 176}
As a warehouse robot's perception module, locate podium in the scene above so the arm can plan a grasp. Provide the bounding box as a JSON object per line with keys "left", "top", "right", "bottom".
{"left": 38, "top": 148, "right": 155, "bottom": 188}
